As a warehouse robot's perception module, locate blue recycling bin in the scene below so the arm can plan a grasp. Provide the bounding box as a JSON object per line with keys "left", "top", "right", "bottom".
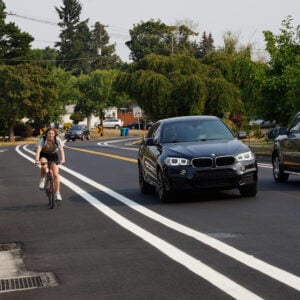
{"left": 125, "top": 128, "right": 129, "bottom": 136}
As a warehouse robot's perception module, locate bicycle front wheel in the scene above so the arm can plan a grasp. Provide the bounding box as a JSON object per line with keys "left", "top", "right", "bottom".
{"left": 48, "top": 177, "right": 55, "bottom": 209}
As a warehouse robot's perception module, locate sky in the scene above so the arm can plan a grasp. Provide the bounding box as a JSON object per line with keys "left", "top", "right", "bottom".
{"left": 4, "top": 0, "right": 300, "bottom": 62}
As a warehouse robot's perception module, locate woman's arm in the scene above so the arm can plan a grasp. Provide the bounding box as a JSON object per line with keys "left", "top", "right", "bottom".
{"left": 59, "top": 140, "right": 65, "bottom": 164}
{"left": 35, "top": 146, "right": 41, "bottom": 164}
{"left": 60, "top": 147, "right": 65, "bottom": 164}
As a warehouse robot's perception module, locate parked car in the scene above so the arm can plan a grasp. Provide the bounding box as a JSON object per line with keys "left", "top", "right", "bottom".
{"left": 249, "top": 117, "right": 276, "bottom": 128}
{"left": 260, "top": 120, "right": 276, "bottom": 128}
{"left": 65, "top": 124, "right": 90, "bottom": 142}
{"left": 267, "top": 127, "right": 287, "bottom": 141}
{"left": 272, "top": 112, "right": 300, "bottom": 182}
{"left": 102, "top": 118, "right": 123, "bottom": 129}
{"left": 126, "top": 121, "right": 153, "bottom": 130}
{"left": 249, "top": 117, "right": 264, "bottom": 127}
{"left": 138, "top": 115, "right": 258, "bottom": 202}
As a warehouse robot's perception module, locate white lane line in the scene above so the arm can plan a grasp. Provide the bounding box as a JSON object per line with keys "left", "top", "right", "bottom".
{"left": 21, "top": 145, "right": 300, "bottom": 292}
{"left": 97, "top": 137, "right": 139, "bottom": 151}
{"left": 16, "top": 145, "right": 262, "bottom": 299}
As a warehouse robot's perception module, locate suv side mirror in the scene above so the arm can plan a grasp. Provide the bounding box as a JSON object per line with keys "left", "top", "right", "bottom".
{"left": 279, "top": 128, "right": 287, "bottom": 135}
{"left": 145, "top": 138, "right": 155, "bottom": 146}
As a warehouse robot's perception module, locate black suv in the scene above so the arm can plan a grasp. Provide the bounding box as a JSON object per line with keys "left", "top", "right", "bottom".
{"left": 138, "top": 116, "right": 258, "bottom": 202}
{"left": 65, "top": 124, "right": 91, "bottom": 142}
{"left": 272, "top": 112, "right": 300, "bottom": 182}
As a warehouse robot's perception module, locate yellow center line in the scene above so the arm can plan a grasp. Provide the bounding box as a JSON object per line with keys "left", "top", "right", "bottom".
{"left": 65, "top": 145, "right": 138, "bottom": 163}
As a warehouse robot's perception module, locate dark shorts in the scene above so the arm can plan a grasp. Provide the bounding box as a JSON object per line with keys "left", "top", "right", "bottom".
{"left": 39, "top": 151, "right": 59, "bottom": 164}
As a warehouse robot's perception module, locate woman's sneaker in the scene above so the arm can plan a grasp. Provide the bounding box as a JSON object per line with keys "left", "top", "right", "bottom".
{"left": 56, "top": 192, "right": 62, "bottom": 201}
{"left": 39, "top": 178, "right": 45, "bottom": 189}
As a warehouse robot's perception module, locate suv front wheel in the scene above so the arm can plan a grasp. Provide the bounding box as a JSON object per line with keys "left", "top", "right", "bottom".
{"left": 272, "top": 154, "right": 289, "bottom": 182}
{"left": 139, "top": 164, "right": 155, "bottom": 194}
{"left": 157, "top": 170, "right": 174, "bottom": 202}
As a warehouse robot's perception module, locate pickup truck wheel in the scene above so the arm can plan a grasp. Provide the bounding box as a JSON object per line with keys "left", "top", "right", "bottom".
{"left": 273, "top": 154, "right": 289, "bottom": 182}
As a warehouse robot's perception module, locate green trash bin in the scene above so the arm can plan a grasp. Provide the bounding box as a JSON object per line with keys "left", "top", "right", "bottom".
{"left": 120, "top": 127, "right": 126, "bottom": 136}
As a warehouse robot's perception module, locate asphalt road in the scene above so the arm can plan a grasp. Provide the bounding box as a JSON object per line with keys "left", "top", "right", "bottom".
{"left": 0, "top": 138, "right": 299, "bottom": 299}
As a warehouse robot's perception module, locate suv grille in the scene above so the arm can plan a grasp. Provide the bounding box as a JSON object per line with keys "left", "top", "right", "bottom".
{"left": 191, "top": 157, "right": 213, "bottom": 168}
{"left": 216, "top": 155, "right": 235, "bottom": 166}
{"left": 192, "top": 155, "right": 235, "bottom": 168}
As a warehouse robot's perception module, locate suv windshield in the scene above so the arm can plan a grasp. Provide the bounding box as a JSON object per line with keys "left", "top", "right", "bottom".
{"left": 161, "top": 119, "right": 234, "bottom": 143}
{"left": 70, "top": 125, "right": 84, "bottom": 130}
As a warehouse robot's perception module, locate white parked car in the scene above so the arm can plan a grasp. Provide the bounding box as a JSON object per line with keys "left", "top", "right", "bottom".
{"left": 102, "top": 118, "right": 124, "bottom": 129}
{"left": 249, "top": 117, "right": 264, "bottom": 127}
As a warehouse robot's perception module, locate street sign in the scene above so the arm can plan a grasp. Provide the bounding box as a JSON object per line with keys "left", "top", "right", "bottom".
{"left": 133, "top": 107, "right": 142, "bottom": 118}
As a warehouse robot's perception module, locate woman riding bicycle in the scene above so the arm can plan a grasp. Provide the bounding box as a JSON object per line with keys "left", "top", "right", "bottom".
{"left": 35, "top": 127, "right": 65, "bottom": 201}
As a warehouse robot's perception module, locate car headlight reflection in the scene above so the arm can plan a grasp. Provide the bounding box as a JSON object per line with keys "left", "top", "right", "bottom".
{"left": 236, "top": 151, "right": 255, "bottom": 161}
{"left": 165, "top": 157, "right": 191, "bottom": 166}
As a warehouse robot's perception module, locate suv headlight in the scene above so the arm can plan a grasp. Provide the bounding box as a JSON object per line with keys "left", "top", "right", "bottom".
{"left": 236, "top": 151, "right": 255, "bottom": 161}
{"left": 165, "top": 157, "right": 191, "bottom": 166}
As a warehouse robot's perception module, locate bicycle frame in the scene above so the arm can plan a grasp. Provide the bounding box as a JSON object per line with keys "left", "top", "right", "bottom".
{"left": 42, "top": 161, "right": 57, "bottom": 209}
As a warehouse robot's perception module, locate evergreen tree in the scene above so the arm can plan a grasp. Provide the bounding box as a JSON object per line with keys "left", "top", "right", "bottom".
{"left": 89, "top": 22, "right": 122, "bottom": 70}
{"left": 0, "top": 0, "right": 33, "bottom": 65}
{"left": 55, "top": 0, "right": 90, "bottom": 74}
{"left": 196, "top": 32, "right": 215, "bottom": 58}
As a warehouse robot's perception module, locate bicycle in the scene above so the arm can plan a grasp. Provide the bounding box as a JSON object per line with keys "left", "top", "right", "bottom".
{"left": 41, "top": 161, "right": 60, "bottom": 209}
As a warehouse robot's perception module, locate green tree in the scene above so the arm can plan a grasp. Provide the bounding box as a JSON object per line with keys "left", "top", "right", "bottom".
{"left": 202, "top": 44, "right": 266, "bottom": 122}
{"left": 55, "top": 0, "right": 91, "bottom": 74}
{"left": 20, "top": 64, "right": 61, "bottom": 128}
{"left": 54, "top": 67, "right": 77, "bottom": 107}
{"left": 0, "top": 0, "right": 33, "bottom": 65}
{"left": 89, "top": 22, "right": 122, "bottom": 70}
{"left": 0, "top": 64, "right": 30, "bottom": 141}
{"left": 73, "top": 70, "right": 119, "bottom": 127}
{"left": 195, "top": 32, "right": 215, "bottom": 58}
{"left": 115, "top": 54, "right": 243, "bottom": 120}
{"left": 262, "top": 16, "right": 300, "bottom": 125}
{"left": 0, "top": 64, "right": 61, "bottom": 141}
{"left": 30, "top": 47, "right": 58, "bottom": 68}
{"left": 126, "top": 19, "right": 197, "bottom": 62}
{"left": 126, "top": 19, "right": 171, "bottom": 61}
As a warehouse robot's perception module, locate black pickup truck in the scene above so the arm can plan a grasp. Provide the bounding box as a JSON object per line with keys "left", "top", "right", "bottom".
{"left": 272, "top": 112, "right": 300, "bottom": 182}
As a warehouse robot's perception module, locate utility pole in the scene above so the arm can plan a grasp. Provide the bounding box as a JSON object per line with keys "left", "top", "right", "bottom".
{"left": 97, "top": 23, "right": 108, "bottom": 69}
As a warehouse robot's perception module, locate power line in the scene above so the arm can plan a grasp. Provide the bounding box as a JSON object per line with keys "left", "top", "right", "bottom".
{"left": 7, "top": 11, "right": 130, "bottom": 41}
{"left": 6, "top": 11, "right": 58, "bottom": 26}
{"left": 0, "top": 56, "right": 101, "bottom": 63}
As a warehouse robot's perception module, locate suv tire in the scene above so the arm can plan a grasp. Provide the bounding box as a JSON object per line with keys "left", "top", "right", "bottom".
{"left": 157, "top": 170, "right": 173, "bottom": 202}
{"left": 139, "top": 164, "right": 155, "bottom": 194}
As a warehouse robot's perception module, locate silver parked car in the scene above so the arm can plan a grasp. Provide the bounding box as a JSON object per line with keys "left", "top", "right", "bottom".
{"left": 102, "top": 118, "right": 124, "bottom": 129}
